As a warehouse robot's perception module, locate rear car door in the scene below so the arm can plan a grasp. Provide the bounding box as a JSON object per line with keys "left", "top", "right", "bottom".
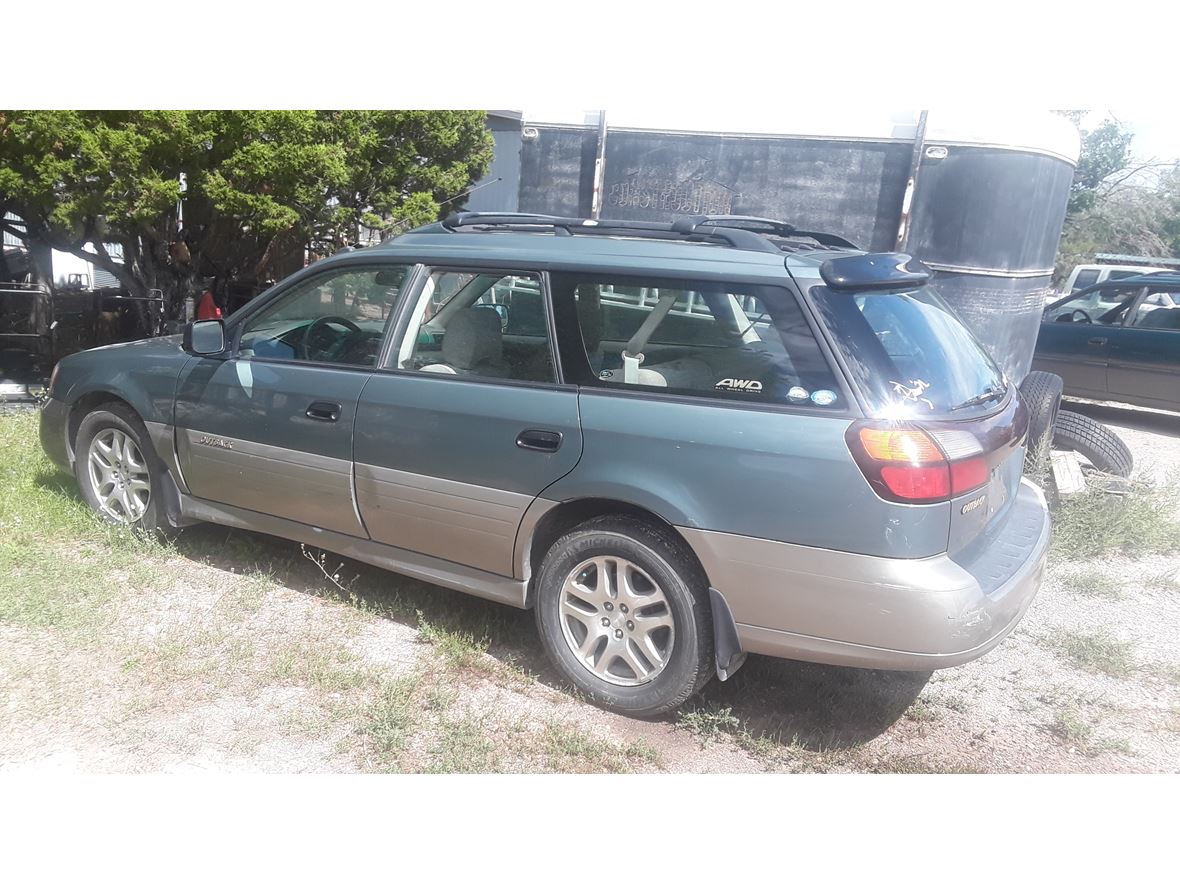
{"left": 352, "top": 268, "right": 581, "bottom": 577}
{"left": 174, "top": 263, "right": 411, "bottom": 536}
{"left": 1108, "top": 287, "right": 1180, "bottom": 409}
{"left": 1034, "top": 285, "right": 1140, "bottom": 396}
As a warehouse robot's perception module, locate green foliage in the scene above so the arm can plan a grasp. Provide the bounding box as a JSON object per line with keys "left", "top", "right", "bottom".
{"left": 0, "top": 110, "right": 493, "bottom": 299}
{"left": 1062, "top": 114, "right": 1134, "bottom": 216}
{"left": 1051, "top": 476, "right": 1180, "bottom": 560}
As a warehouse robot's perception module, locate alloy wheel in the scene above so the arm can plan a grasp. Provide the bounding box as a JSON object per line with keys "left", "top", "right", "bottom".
{"left": 87, "top": 428, "right": 150, "bottom": 524}
{"left": 558, "top": 555, "right": 675, "bottom": 686}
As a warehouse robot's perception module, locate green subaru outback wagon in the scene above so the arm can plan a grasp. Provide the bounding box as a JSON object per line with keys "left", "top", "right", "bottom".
{"left": 40, "top": 214, "right": 1050, "bottom": 716}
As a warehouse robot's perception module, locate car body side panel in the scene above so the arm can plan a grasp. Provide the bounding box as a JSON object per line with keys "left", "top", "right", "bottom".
{"left": 549, "top": 390, "right": 951, "bottom": 559}
{"left": 354, "top": 374, "right": 583, "bottom": 576}
{"left": 52, "top": 335, "right": 191, "bottom": 430}
{"left": 173, "top": 357, "right": 370, "bottom": 537}
{"left": 1107, "top": 325, "right": 1180, "bottom": 410}
{"left": 1031, "top": 321, "right": 1108, "bottom": 396}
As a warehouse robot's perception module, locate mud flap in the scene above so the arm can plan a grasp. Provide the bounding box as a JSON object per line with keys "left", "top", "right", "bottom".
{"left": 709, "top": 587, "right": 747, "bottom": 681}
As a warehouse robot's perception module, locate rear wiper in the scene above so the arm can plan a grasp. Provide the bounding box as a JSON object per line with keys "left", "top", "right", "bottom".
{"left": 950, "top": 385, "right": 1006, "bottom": 412}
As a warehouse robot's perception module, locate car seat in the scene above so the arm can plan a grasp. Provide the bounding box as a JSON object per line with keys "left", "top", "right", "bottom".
{"left": 419, "top": 307, "right": 510, "bottom": 377}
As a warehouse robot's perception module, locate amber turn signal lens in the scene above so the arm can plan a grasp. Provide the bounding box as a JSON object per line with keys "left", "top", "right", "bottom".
{"left": 857, "top": 428, "right": 944, "bottom": 464}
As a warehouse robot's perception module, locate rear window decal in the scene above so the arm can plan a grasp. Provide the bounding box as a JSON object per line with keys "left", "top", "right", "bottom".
{"left": 890, "top": 379, "right": 934, "bottom": 410}
{"left": 787, "top": 386, "right": 810, "bottom": 402}
{"left": 715, "top": 378, "right": 763, "bottom": 392}
{"left": 810, "top": 389, "right": 838, "bottom": 406}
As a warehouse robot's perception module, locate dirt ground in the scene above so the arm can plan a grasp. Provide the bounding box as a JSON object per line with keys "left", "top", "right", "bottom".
{"left": 1, "top": 403, "right": 1178, "bottom": 773}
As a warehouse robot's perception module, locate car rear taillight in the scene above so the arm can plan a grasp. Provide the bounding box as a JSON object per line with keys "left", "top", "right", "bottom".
{"left": 847, "top": 423, "right": 988, "bottom": 504}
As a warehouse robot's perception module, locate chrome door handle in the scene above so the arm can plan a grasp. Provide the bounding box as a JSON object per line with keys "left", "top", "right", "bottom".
{"left": 1087, "top": 337, "right": 1108, "bottom": 347}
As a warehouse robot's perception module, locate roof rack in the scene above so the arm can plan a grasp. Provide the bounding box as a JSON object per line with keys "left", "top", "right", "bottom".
{"left": 440, "top": 212, "right": 859, "bottom": 254}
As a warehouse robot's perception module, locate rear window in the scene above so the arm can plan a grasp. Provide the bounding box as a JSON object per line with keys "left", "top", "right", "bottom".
{"left": 1070, "top": 269, "right": 1100, "bottom": 292}
{"left": 810, "top": 285, "right": 1006, "bottom": 418}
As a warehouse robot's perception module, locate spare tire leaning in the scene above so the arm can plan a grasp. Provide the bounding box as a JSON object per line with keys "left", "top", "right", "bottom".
{"left": 1053, "top": 410, "right": 1134, "bottom": 477}
{"left": 1019, "top": 371, "right": 1064, "bottom": 474}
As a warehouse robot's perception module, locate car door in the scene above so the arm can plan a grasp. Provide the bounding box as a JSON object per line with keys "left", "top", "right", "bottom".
{"left": 1034, "top": 285, "right": 1140, "bottom": 397}
{"left": 174, "top": 263, "right": 412, "bottom": 537}
{"left": 352, "top": 268, "right": 582, "bottom": 577}
{"left": 1107, "top": 288, "right": 1180, "bottom": 409}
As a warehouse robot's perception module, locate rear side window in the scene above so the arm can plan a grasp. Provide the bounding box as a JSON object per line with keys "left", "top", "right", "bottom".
{"left": 810, "top": 285, "right": 1005, "bottom": 418}
{"left": 550, "top": 273, "right": 842, "bottom": 408}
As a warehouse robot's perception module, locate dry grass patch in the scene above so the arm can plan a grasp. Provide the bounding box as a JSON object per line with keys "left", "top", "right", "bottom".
{"left": 1042, "top": 629, "right": 1136, "bottom": 678}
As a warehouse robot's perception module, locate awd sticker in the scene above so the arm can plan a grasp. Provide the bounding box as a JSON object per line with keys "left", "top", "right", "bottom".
{"left": 716, "top": 378, "right": 763, "bottom": 392}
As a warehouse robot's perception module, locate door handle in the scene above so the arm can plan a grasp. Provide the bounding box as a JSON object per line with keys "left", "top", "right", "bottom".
{"left": 516, "top": 429, "right": 563, "bottom": 452}
{"left": 1087, "top": 336, "right": 1108, "bottom": 346}
{"left": 306, "top": 401, "right": 342, "bottom": 422}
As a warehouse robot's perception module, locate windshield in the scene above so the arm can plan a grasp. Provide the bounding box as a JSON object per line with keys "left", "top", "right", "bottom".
{"left": 809, "top": 285, "right": 1006, "bottom": 418}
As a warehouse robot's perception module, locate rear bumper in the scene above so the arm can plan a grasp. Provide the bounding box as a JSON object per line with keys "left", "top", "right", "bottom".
{"left": 678, "top": 478, "right": 1051, "bottom": 670}
{"left": 39, "top": 396, "right": 72, "bottom": 472}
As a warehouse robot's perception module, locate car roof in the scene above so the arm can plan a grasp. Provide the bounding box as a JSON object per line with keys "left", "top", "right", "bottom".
{"left": 344, "top": 228, "right": 823, "bottom": 282}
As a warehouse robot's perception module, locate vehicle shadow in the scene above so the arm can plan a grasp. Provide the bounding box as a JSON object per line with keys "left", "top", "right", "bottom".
{"left": 1065, "top": 399, "right": 1180, "bottom": 438}
{"left": 35, "top": 467, "right": 925, "bottom": 753}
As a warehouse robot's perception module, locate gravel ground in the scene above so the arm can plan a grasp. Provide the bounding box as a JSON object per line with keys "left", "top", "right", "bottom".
{"left": 1, "top": 405, "right": 1178, "bottom": 773}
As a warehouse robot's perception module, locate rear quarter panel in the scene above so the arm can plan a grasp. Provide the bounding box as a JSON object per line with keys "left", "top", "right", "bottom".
{"left": 547, "top": 391, "right": 951, "bottom": 559}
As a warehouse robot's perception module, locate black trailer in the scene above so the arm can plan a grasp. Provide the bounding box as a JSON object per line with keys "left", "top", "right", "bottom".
{"left": 468, "top": 110, "right": 1080, "bottom": 383}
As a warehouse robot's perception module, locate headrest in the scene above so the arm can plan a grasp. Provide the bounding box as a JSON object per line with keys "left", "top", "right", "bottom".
{"left": 443, "top": 308, "right": 503, "bottom": 370}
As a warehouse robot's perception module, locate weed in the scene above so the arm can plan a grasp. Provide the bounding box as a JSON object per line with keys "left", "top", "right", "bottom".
{"left": 1043, "top": 630, "right": 1136, "bottom": 678}
{"left": 416, "top": 611, "right": 491, "bottom": 671}
{"left": 1066, "top": 568, "right": 1122, "bottom": 599}
{"left": 676, "top": 703, "right": 743, "bottom": 745}
{"left": 539, "top": 721, "right": 661, "bottom": 773}
{"left": 364, "top": 672, "right": 424, "bottom": 759}
{"left": 1051, "top": 475, "right": 1180, "bottom": 560}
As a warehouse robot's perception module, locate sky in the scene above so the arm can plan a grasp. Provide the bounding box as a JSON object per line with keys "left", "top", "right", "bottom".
{"left": 1089, "top": 111, "right": 1180, "bottom": 164}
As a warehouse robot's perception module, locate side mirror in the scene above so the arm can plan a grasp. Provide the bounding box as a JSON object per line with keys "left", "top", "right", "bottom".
{"left": 183, "top": 319, "right": 227, "bottom": 356}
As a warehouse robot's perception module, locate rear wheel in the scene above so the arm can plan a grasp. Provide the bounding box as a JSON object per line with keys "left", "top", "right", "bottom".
{"left": 74, "top": 403, "right": 174, "bottom": 535}
{"left": 534, "top": 515, "right": 713, "bottom": 717}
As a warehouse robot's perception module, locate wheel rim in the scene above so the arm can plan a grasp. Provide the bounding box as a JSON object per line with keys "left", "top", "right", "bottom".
{"left": 558, "top": 555, "right": 675, "bottom": 687}
{"left": 86, "top": 428, "right": 150, "bottom": 524}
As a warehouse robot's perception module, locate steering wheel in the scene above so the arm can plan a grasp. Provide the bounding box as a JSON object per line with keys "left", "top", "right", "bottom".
{"left": 1069, "top": 308, "right": 1094, "bottom": 324}
{"left": 299, "top": 315, "right": 362, "bottom": 361}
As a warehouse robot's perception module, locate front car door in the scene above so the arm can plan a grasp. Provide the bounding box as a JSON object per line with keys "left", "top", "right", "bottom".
{"left": 174, "top": 262, "right": 412, "bottom": 536}
{"left": 353, "top": 268, "right": 582, "bottom": 577}
{"left": 1033, "top": 284, "right": 1142, "bottom": 397}
{"left": 1107, "top": 286, "right": 1180, "bottom": 409}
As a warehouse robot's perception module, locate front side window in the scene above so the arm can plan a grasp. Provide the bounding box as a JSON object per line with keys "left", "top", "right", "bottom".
{"left": 1044, "top": 286, "right": 1141, "bottom": 326}
{"left": 551, "top": 273, "right": 842, "bottom": 407}
{"left": 396, "top": 270, "right": 555, "bottom": 383}
{"left": 238, "top": 265, "right": 409, "bottom": 366}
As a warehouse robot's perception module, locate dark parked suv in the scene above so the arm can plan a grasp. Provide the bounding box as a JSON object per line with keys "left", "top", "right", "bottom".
{"left": 40, "top": 214, "right": 1050, "bottom": 716}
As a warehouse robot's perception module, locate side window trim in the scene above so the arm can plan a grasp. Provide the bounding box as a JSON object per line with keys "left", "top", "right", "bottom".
{"left": 551, "top": 271, "right": 849, "bottom": 410}
{"left": 378, "top": 265, "right": 565, "bottom": 388}
{"left": 231, "top": 261, "right": 413, "bottom": 367}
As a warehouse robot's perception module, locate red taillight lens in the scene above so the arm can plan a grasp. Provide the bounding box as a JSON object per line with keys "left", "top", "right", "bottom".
{"left": 880, "top": 464, "right": 950, "bottom": 500}
{"left": 949, "top": 456, "right": 988, "bottom": 496}
{"left": 847, "top": 422, "right": 988, "bottom": 504}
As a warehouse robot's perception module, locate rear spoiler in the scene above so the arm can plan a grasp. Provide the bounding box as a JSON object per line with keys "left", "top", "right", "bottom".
{"left": 819, "top": 253, "right": 932, "bottom": 291}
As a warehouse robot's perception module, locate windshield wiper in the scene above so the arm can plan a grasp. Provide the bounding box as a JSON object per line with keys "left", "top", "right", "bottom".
{"left": 950, "top": 385, "right": 1006, "bottom": 412}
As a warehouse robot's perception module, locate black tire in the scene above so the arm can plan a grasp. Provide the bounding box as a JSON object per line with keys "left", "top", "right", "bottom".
{"left": 73, "top": 402, "right": 176, "bottom": 536}
{"left": 1019, "top": 370, "right": 1063, "bottom": 474}
{"left": 1053, "top": 410, "right": 1134, "bottom": 477}
{"left": 534, "top": 515, "right": 714, "bottom": 717}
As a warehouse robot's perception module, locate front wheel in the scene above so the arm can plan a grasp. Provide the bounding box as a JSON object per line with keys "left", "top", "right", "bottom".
{"left": 74, "top": 403, "right": 173, "bottom": 535}
{"left": 534, "top": 516, "right": 713, "bottom": 717}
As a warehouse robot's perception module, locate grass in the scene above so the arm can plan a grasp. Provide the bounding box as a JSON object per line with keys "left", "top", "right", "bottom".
{"left": 540, "top": 721, "right": 661, "bottom": 773}
{"left": 1051, "top": 474, "right": 1180, "bottom": 560}
{"left": 364, "top": 671, "right": 426, "bottom": 759}
{"left": 1043, "top": 629, "right": 1136, "bottom": 678}
{"left": 1143, "top": 569, "right": 1179, "bottom": 592}
{"left": 1044, "top": 695, "right": 1134, "bottom": 758}
{"left": 1065, "top": 567, "right": 1123, "bottom": 599}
